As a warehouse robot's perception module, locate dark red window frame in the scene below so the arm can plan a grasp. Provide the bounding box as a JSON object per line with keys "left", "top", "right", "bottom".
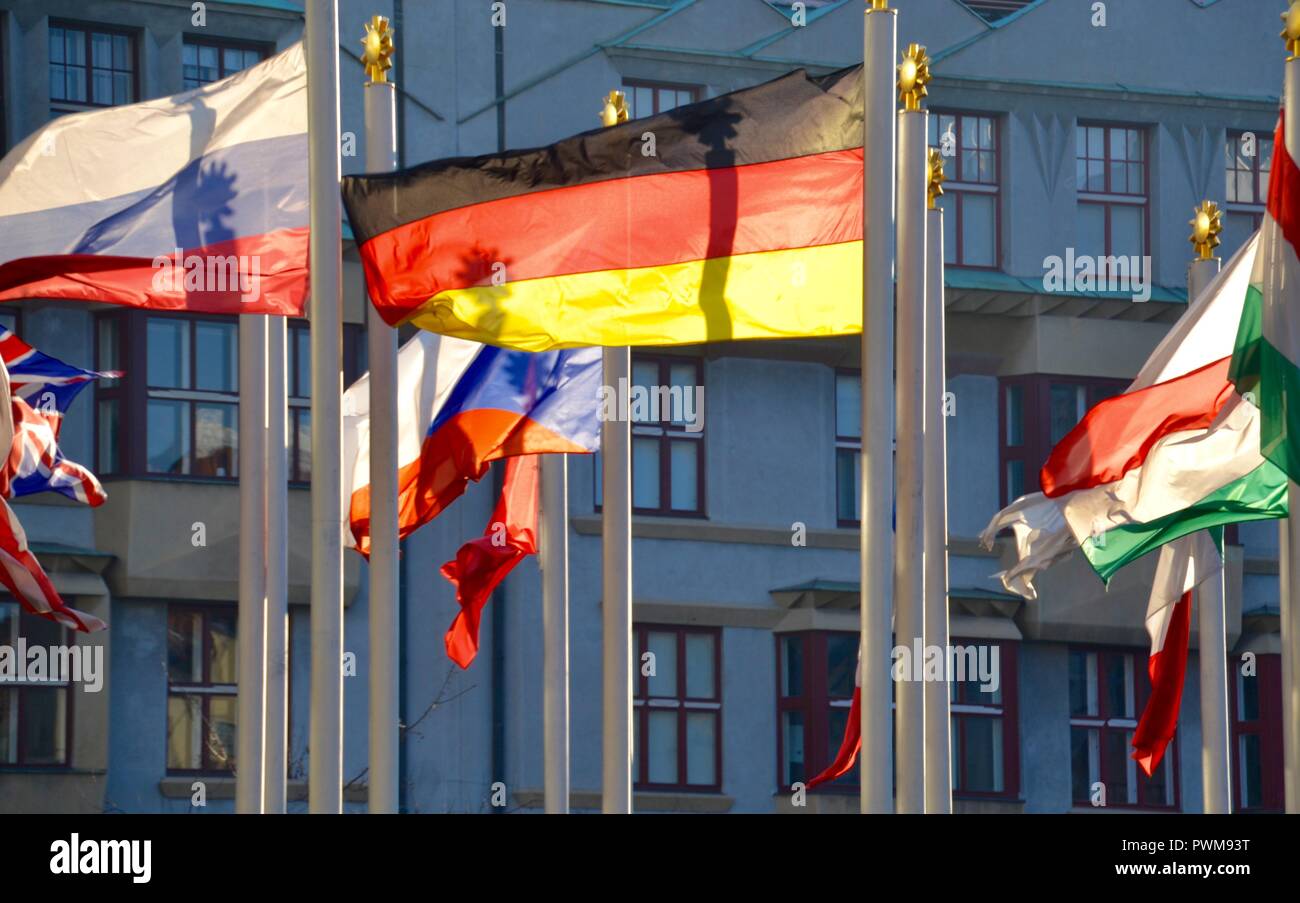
{"left": 1076, "top": 121, "right": 1150, "bottom": 261}
{"left": 181, "top": 34, "right": 271, "bottom": 90}
{"left": 633, "top": 623, "right": 722, "bottom": 793}
{"left": 1224, "top": 130, "right": 1274, "bottom": 237}
{"left": 928, "top": 110, "right": 1002, "bottom": 270}
{"left": 950, "top": 638, "right": 1021, "bottom": 801}
{"left": 621, "top": 78, "right": 701, "bottom": 119}
{"left": 48, "top": 19, "right": 138, "bottom": 111}
{"left": 776, "top": 631, "right": 859, "bottom": 791}
{"left": 1230, "top": 652, "right": 1284, "bottom": 812}
{"left": 0, "top": 601, "right": 75, "bottom": 769}
{"left": 165, "top": 603, "right": 238, "bottom": 776}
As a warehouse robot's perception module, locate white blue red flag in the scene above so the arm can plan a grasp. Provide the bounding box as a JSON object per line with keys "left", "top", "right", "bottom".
{"left": 343, "top": 333, "right": 601, "bottom": 555}
{"left": 0, "top": 44, "right": 306, "bottom": 315}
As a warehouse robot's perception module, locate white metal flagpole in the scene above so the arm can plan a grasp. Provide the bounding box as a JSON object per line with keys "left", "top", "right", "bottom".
{"left": 306, "top": 0, "right": 345, "bottom": 815}
{"left": 923, "top": 151, "right": 951, "bottom": 815}
{"left": 860, "top": 0, "right": 897, "bottom": 817}
{"left": 362, "top": 14, "right": 400, "bottom": 815}
{"left": 264, "top": 315, "right": 289, "bottom": 814}
{"left": 1187, "top": 213, "right": 1230, "bottom": 814}
{"left": 236, "top": 315, "right": 268, "bottom": 813}
{"left": 1282, "top": 34, "right": 1300, "bottom": 814}
{"left": 893, "top": 43, "right": 930, "bottom": 815}
{"left": 541, "top": 453, "right": 570, "bottom": 813}
{"left": 600, "top": 90, "right": 632, "bottom": 815}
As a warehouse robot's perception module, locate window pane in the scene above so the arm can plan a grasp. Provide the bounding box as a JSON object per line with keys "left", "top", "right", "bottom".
{"left": 836, "top": 447, "right": 859, "bottom": 522}
{"left": 939, "top": 193, "right": 957, "bottom": 264}
{"left": 1077, "top": 203, "right": 1105, "bottom": 260}
{"left": 1087, "top": 127, "right": 1103, "bottom": 160}
{"left": 91, "top": 32, "right": 111, "bottom": 68}
{"left": 1050, "top": 384, "right": 1082, "bottom": 445}
{"left": 113, "top": 34, "right": 130, "bottom": 70}
{"left": 962, "top": 716, "right": 1004, "bottom": 792}
{"left": 1104, "top": 729, "right": 1133, "bottom": 804}
{"left": 168, "top": 610, "right": 203, "bottom": 683}
{"left": 97, "top": 399, "right": 119, "bottom": 473}
{"left": 1104, "top": 655, "right": 1130, "bottom": 718}
{"left": 50, "top": 28, "right": 66, "bottom": 64}
{"left": 684, "top": 633, "right": 714, "bottom": 699}
{"left": 295, "top": 408, "right": 311, "bottom": 481}
{"left": 632, "top": 437, "right": 660, "bottom": 509}
{"left": 97, "top": 318, "right": 120, "bottom": 386}
{"left": 207, "top": 696, "right": 238, "bottom": 771}
{"left": 835, "top": 373, "right": 861, "bottom": 438}
{"left": 668, "top": 362, "right": 697, "bottom": 428}
{"left": 1068, "top": 650, "right": 1092, "bottom": 716}
{"left": 668, "top": 440, "right": 698, "bottom": 511}
{"left": 22, "top": 609, "right": 63, "bottom": 649}
{"left": 148, "top": 318, "right": 189, "bottom": 388}
{"left": 294, "top": 328, "right": 311, "bottom": 398}
{"left": 19, "top": 687, "right": 68, "bottom": 764}
{"left": 0, "top": 688, "right": 14, "bottom": 764}
{"left": 1005, "top": 385, "right": 1023, "bottom": 446}
{"left": 685, "top": 712, "right": 716, "bottom": 786}
{"left": 1240, "top": 734, "right": 1262, "bottom": 808}
{"left": 194, "top": 403, "right": 237, "bottom": 477}
{"left": 646, "top": 631, "right": 677, "bottom": 697}
{"left": 960, "top": 193, "right": 996, "bottom": 266}
{"left": 826, "top": 634, "right": 857, "bottom": 697}
{"left": 634, "top": 87, "right": 653, "bottom": 119}
{"left": 782, "top": 710, "right": 805, "bottom": 786}
{"left": 92, "top": 69, "right": 113, "bottom": 105}
{"left": 147, "top": 399, "right": 190, "bottom": 474}
{"left": 1240, "top": 673, "right": 1260, "bottom": 721}
{"left": 781, "top": 635, "right": 803, "bottom": 697}
{"left": 208, "top": 612, "right": 237, "bottom": 684}
{"left": 1110, "top": 205, "right": 1144, "bottom": 260}
{"left": 1070, "top": 726, "right": 1096, "bottom": 800}
{"left": 167, "top": 694, "right": 202, "bottom": 769}
{"left": 646, "top": 711, "right": 677, "bottom": 784}
{"left": 1005, "top": 460, "right": 1024, "bottom": 502}
{"left": 195, "top": 321, "right": 237, "bottom": 391}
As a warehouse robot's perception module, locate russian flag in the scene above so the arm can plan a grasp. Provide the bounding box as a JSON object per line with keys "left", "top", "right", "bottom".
{"left": 343, "top": 333, "right": 601, "bottom": 555}
{"left": 0, "top": 44, "right": 306, "bottom": 315}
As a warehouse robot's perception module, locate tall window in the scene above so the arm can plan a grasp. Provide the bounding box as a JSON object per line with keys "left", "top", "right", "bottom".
{"left": 1076, "top": 123, "right": 1147, "bottom": 265}
{"left": 633, "top": 625, "right": 720, "bottom": 791}
{"left": 950, "top": 639, "right": 1019, "bottom": 798}
{"left": 1068, "top": 648, "right": 1177, "bottom": 809}
{"left": 928, "top": 112, "right": 1000, "bottom": 268}
{"left": 594, "top": 354, "right": 704, "bottom": 516}
{"left": 777, "top": 631, "right": 858, "bottom": 790}
{"left": 1224, "top": 130, "right": 1274, "bottom": 256}
{"left": 0, "top": 603, "right": 71, "bottom": 767}
{"left": 166, "top": 605, "right": 237, "bottom": 774}
{"left": 182, "top": 37, "right": 267, "bottom": 90}
{"left": 49, "top": 22, "right": 136, "bottom": 114}
{"left": 999, "top": 375, "right": 1126, "bottom": 505}
{"left": 834, "top": 370, "right": 861, "bottom": 525}
{"left": 1231, "top": 653, "right": 1283, "bottom": 812}
{"left": 622, "top": 79, "right": 700, "bottom": 118}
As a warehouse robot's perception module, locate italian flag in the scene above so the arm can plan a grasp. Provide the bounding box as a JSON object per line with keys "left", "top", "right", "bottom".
{"left": 1230, "top": 114, "right": 1300, "bottom": 484}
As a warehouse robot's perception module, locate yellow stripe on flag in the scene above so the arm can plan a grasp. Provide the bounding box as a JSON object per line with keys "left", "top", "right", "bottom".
{"left": 404, "top": 241, "right": 864, "bottom": 350}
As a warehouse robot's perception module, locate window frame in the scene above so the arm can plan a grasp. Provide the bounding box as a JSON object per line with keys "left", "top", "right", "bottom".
{"left": 775, "top": 630, "right": 860, "bottom": 792}
{"left": 1230, "top": 651, "right": 1284, "bottom": 812}
{"left": 834, "top": 367, "right": 863, "bottom": 527}
{"left": 48, "top": 19, "right": 139, "bottom": 113}
{"left": 1224, "top": 129, "right": 1273, "bottom": 239}
{"left": 1075, "top": 121, "right": 1151, "bottom": 263}
{"left": 180, "top": 34, "right": 272, "bottom": 90}
{"left": 0, "top": 600, "right": 75, "bottom": 769}
{"left": 621, "top": 78, "right": 702, "bottom": 119}
{"left": 1067, "top": 645, "right": 1181, "bottom": 811}
{"left": 165, "top": 603, "right": 238, "bottom": 776}
{"left": 633, "top": 623, "right": 722, "bottom": 793}
{"left": 949, "top": 637, "right": 1020, "bottom": 801}
{"left": 929, "top": 109, "right": 1002, "bottom": 270}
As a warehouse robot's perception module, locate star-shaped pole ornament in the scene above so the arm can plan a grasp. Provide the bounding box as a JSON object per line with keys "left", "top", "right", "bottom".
{"left": 1189, "top": 201, "right": 1223, "bottom": 262}
{"left": 1284, "top": 2, "right": 1300, "bottom": 60}
{"left": 898, "top": 43, "right": 931, "bottom": 112}
{"left": 362, "top": 15, "right": 395, "bottom": 86}
{"left": 600, "top": 90, "right": 629, "bottom": 127}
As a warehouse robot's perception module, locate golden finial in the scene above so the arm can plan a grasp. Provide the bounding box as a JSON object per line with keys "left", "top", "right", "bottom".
{"left": 600, "top": 90, "right": 629, "bottom": 127}
{"left": 898, "top": 43, "right": 931, "bottom": 112}
{"left": 927, "top": 148, "right": 945, "bottom": 210}
{"left": 869, "top": 0, "right": 889, "bottom": 9}
{"left": 1284, "top": 2, "right": 1300, "bottom": 60}
{"left": 1189, "top": 201, "right": 1223, "bottom": 261}
{"left": 361, "top": 15, "right": 394, "bottom": 85}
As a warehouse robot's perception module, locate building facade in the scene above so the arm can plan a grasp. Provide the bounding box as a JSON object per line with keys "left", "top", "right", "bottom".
{"left": 0, "top": 0, "right": 1287, "bottom": 813}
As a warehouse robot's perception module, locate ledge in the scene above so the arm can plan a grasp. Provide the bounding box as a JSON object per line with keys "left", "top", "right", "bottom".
{"left": 512, "top": 788, "right": 734, "bottom": 813}
{"left": 159, "top": 777, "right": 368, "bottom": 803}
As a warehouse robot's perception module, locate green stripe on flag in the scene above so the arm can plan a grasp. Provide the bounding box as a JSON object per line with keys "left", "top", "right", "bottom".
{"left": 1229, "top": 284, "right": 1263, "bottom": 389}
{"left": 1230, "top": 285, "right": 1300, "bottom": 480}
{"left": 1081, "top": 459, "right": 1288, "bottom": 582}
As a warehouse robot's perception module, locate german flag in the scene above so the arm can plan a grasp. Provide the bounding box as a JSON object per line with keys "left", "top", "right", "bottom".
{"left": 341, "top": 65, "right": 864, "bottom": 351}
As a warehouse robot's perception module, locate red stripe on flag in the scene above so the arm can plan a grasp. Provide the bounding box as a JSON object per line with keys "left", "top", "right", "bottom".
{"left": 1131, "top": 590, "right": 1191, "bottom": 777}
{"left": 439, "top": 455, "right": 539, "bottom": 669}
{"left": 1039, "top": 356, "right": 1234, "bottom": 497}
{"left": 806, "top": 686, "right": 861, "bottom": 789}
{"left": 1268, "top": 112, "right": 1300, "bottom": 261}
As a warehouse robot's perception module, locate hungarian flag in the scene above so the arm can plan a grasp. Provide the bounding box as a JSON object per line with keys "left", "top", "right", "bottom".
{"left": 1230, "top": 114, "right": 1300, "bottom": 481}
{"left": 807, "top": 647, "right": 860, "bottom": 789}
{"left": 340, "top": 65, "right": 863, "bottom": 351}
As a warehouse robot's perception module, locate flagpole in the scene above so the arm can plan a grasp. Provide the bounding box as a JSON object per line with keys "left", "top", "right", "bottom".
{"left": 362, "top": 14, "right": 400, "bottom": 815}
{"left": 306, "top": 0, "right": 345, "bottom": 815}
{"left": 264, "top": 315, "right": 289, "bottom": 814}
{"left": 1187, "top": 209, "right": 1231, "bottom": 813}
{"left": 860, "top": 0, "right": 897, "bottom": 816}
{"left": 922, "top": 151, "right": 951, "bottom": 815}
{"left": 1283, "top": 30, "right": 1300, "bottom": 814}
{"left": 893, "top": 43, "right": 930, "bottom": 815}
{"left": 541, "top": 453, "right": 570, "bottom": 813}
{"left": 600, "top": 90, "right": 632, "bottom": 815}
{"left": 236, "top": 315, "right": 268, "bottom": 813}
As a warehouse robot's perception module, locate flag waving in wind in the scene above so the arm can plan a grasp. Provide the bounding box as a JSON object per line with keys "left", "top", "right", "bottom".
{"left": 0, "top": 44, "right": 307, "bottom": 315}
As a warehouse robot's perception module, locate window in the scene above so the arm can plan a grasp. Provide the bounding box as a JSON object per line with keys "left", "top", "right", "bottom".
{"left": 998, "top": 375, "right": 1126, "bottom": 505}
{"left": 95, "top": 312, "right": 362, "bottom": 482}
{"left": 1076, "top": 123, "right": 1147, "bottom": 267}
{"left": 594, "top": 354, "right": 704, "bottom": 516}
{"left": 633, "top": 625, "right": 720, "bottom": 791}
{"left": 1224, "top": 130, "right": 1274, "bottom": 256}
{"left": 0, "top": 603, "right": 72, "bottom": 767}
{"left": 622, "top": 79, "right": 700, "bottom": 119}
{"left": 182, "top": 37, "right": 267, "bottom": 90}
{"left": 166, "top": 605, "right": 237, "bottom": 774}
{"left": 777, "top": 631, "right": 859, "bottom": 790}
{"left": 1231, "top": 653, "right": 1283, "bottom": 812}
{"left": 950, "top": 639, "right": 1019, "bottom": 798}
{"left": 49, "top": 22, "right": 135, "bottom": 113}
{"left": 835, "top": 371, "right": 861, "bottom": 525}
{"left": 928, "top": 112, "right": 1000, "bottom": 268}
{"left": 0, "top": 309, "right": 19, "bottom": 336}
{"left": 1068, "top": 648, "right": 1178, "bottom": 809}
